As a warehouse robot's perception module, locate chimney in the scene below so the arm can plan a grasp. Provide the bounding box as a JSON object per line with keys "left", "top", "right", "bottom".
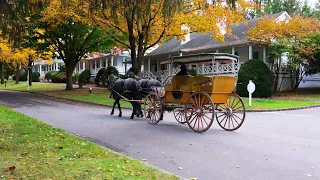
{"left": 181, "top": 24, "right": 190, "bottom": 45}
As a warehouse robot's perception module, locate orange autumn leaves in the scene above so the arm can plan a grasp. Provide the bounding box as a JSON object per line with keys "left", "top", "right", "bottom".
{"left": 247, "top": 15, "right": 320, "bottom": 45}
{"left": 40, "top": 0, "right": 254, "bottom": 48}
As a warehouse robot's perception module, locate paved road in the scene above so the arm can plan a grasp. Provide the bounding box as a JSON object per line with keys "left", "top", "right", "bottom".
{"left": 0, "top": 90, "right": 319, "bottom": 180}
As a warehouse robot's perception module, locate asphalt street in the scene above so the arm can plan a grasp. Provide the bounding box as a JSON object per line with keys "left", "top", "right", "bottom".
{"left": 0, "top": 90, "right": 319, "bottom": 180}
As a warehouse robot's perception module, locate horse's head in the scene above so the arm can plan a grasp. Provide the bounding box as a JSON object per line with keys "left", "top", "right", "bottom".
{"left": 106, "top": 74, "right": 118, "bottom": 90}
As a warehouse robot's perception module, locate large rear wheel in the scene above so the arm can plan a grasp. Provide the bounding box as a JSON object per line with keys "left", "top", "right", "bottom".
{"left": 185, "top": 92, "right": 215, "bottom": 133}
{"left": 215, "top": 93, "right": 245, "bottom": 131}
{"left": 144, "top": 93, "right": 163, "bottom": 125}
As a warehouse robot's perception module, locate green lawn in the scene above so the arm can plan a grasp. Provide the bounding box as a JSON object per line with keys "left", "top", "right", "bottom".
{"left": 3, "top": 81, "right": 320, "bottom": 110}
{"left": 36, "top": 88, "right": 320, "bottom": 110}
{"left": 0, "top": 80, "right": 63, "bottom": 91}
{"left": 0, "top": 106, "right": 178, "bottom": 179}
{"left": 39, "top": 88, "right": 132, "bottom": 108}
{"left": 242, "top": 98, "right": 320, "bottom": 110}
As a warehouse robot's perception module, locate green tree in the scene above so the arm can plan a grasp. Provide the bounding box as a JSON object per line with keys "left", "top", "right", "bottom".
{"left": 29, "top": 19, "right": 113, "bottom": 90}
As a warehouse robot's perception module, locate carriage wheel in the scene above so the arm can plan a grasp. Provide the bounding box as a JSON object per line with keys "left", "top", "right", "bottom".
{"left": 144, "top": 93, "right": 163, "bottom": 125}
{"left": 215, "top": 93, "right": 246, "bottom": 131}
{"left": 173, "top": 107, "right": 187, "bottom": 124}
{"left": 185, "top": 92, "right": 215, "bottom": 133}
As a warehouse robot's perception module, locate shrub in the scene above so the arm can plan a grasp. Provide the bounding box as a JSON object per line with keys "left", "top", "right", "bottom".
{"left": 72, "top": 73, "right": 80, "bottom": 83}
{"left": 78, "top": 69, "right": 91, "bottom": 84}
{"left": 12, "top": 72, "right": 39, "bottom": 82}
{"left": 52, "top": 72, "right": 67, "bottom": 83}
{"left": 59, "top": 65, "right": 66, "bottom": 73}
{"left": 95, "top": 67, "right": 119, "bottom": 86}
{"left": 106, "top": 66, "right": 119, "bottom": 77}
{"left": 236, "top": 59, "right": 274, "bottom": 98}
{"left": 45, "top": 71, "right": 58, "bottom": 81}
{"left": 32, "top": 72, "right": 40, "bottom": 82}
{"left": 95, "top": 68, "right": 107, "bottom": 86}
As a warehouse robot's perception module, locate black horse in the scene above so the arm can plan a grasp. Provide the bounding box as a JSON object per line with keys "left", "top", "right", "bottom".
{"left": 107, "top": 75, "right": 143, "bottom": 119}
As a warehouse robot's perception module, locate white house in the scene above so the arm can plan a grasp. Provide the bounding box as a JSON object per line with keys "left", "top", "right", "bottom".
{"left": 141, "top": 11, "right": 297, "bottom": 91}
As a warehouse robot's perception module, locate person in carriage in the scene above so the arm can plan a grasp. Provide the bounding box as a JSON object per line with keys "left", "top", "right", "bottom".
{"left": 175, "top": 63, "right": 190, "bottom": 76}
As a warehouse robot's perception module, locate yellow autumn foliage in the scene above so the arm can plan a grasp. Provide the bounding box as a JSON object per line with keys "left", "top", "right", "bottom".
{"left": 40, "top": 0, "right": 254, "bottom": 47}
{"left": 247, "top": 16, "right": 320, "bottom": 45}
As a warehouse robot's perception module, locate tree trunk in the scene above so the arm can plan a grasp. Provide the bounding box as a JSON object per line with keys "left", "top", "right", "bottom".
{"left": 28, "top": 60, "right": 33, "bottom": 86}
{"left": 65, "top": 62, "right": 75, "bottom": 90}
{"left": 15, "top": 65, "right": 20, "bottom": 84}
{"left": 0, "top": 62, "right": 4, "bottom": 84}
{"left": 28, "top": 66, "right": 32, "bottom": 86}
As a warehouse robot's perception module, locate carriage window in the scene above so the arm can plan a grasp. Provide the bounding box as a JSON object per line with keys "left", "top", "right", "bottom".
{"left": 235, "top": 52, "right": 239, "bottom": 56}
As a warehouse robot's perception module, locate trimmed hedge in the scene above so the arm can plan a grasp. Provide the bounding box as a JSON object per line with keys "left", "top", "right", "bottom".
{"left": 45, "top": 71, "right": 58, "bottom": 81}
{"left": 72, "top": 73, "right": 80, "bottom": 83}
{"left": 52, "top": 72, "right": 67, "bottom": 83}
{"left": 13, "top": 72, "right": 40, "bottom": 82}
{"left": 78, "top": 69, "right": 91, "bottom": 84}
{"left": 95, "top": 67, "right": 119, "bottom": 86}
{"left": 236, "top": 59, "right": 274, "bottom": 98}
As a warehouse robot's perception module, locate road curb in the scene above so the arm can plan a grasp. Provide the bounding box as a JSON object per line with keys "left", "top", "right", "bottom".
{"left": 29, "top": 92, "right": 133, "bottom": 110}
{"left": 7, "top": 90, "right": 320, "bottom": 112}
{"left": 246, "top": 104, "right": 320, "bottom": 112}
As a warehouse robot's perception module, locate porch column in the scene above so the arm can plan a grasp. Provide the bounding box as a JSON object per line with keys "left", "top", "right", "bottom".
{"left": 83, "top": 61, "right": 85, "bottom": 71}
{"left": 249, "top": 45, "right": 253, "bottom": 59}
{"left": 78, "top": 62, "right": 81, "bottom": 73}
{"left": 168, "top": 63, "right": 171, "bottom": 75}
{"left": 123, "top": 57, "right": 127, "bottom": 73}
{"left": 39, "top": 64, "right": 42, "bottom": 74}
{"left": 94, "top": 59, "right": 97, "bottom": 70}
{"left": 263, "top": 46, "right": 267, "bottom": 63}
{"left": 202, "top": 64, "right": 205, "bottom": 75}
{"left": 55, "top": 63, "right": 58, "bottom": 70}
{"left": 100, "top": 58, "right": 102, "bottom": 69}
{"left": 106, "top": 58, "right": 108, "bottom": 67}
{"left": 216, "top": 49, "right": 219, "bottom": 53}
{"left": 232, "top": 47, "right": 235, "bottom": 55}
{"left": 148, "top": 58, "right": 151, "bottom": 71}
{"left": 111, "top": 56, "right": 114, "bottom": 66}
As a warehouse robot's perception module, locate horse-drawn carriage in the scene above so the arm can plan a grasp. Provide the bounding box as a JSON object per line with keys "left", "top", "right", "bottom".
{"left": 143, "top": 53, "right": 246, "bottom": 133}
{"left": 108, "top": 53, "right": 246, "bottom": 133}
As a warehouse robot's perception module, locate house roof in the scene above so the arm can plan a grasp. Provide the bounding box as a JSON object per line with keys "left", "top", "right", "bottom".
{"left": 146, "top": 11, "right": 288, "bottom": 58}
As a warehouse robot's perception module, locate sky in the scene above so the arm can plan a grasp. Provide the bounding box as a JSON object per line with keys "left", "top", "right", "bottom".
{"left": 304, "top": 0, "right": 318, "bottom": 8}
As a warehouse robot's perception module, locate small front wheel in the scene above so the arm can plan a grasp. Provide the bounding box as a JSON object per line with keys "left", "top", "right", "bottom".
{"left": 144, "top": 93, "right": 163, "bottom": 125}
{"left": 173, "top": 107, "right": 187, "bottom": 124}
{"left": 185, "top": 92, "right": 215, "bottom": 133}
{"left": 216, "top": 93, "right": 246, "bottom": 131}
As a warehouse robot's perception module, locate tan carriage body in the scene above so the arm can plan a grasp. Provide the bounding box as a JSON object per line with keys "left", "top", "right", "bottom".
{"left": 144, "top": 53, "right": 246, "bottom": 133}
{"left": 163, "top": 75, "right": 236, "bottom": 104}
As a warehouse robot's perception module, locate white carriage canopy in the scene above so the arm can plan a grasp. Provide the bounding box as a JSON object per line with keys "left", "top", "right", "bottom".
{"left": 159, "top": 53, "right": 239, "bottom": 65}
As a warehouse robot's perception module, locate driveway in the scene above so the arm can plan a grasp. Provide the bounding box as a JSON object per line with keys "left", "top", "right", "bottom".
{"left": 0, "top": 90, "right": 319, "bottom": 180}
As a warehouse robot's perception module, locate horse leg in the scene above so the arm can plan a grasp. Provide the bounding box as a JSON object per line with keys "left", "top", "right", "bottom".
{"left": 117, "top": 99, "right": 122, "bottom": 117}
{"left": 130, "top": 102, "right": 136, "bottom": 119}
{"left": 110, "top": 99, "right": 116, "bottom": 115}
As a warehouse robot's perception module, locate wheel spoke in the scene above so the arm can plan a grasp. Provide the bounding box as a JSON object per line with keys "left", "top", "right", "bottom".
{"left": 230, "top": 116, "right": 235, "bottom": 129}
{"left": 201, "top": 115, "right": 209, "bottom": 127}
{"left": 223, "top": 116, "right": 228, "bottom": 127}
{"left": 231, "top": 115, "right": 240, "bottom": 125}
{"left": 233, "top": 113, "right": 243, "bottom": 120}
{"left": 219, "top": 115, "right": 227, "bottom": 125}
{"left": 232, "top": 99, "right": 241, "bottom": 109}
